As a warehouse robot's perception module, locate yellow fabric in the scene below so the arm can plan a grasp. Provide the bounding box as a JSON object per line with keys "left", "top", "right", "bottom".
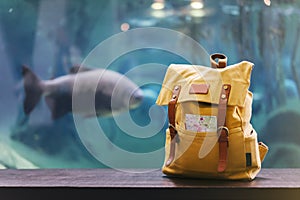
{"left": 156, "top": 62, "right": 253, "bottom": 107}
{"left": 156, "top": 60, "right": 268, "bottom": 181}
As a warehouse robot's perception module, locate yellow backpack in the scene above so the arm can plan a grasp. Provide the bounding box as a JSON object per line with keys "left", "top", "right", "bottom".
{"left": 156, "top": 53, "right": 268, "bottom": 180}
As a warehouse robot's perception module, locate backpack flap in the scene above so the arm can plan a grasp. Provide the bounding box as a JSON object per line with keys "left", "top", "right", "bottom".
{"left": 156, "top": 61, "right": 254, "bottom": 107}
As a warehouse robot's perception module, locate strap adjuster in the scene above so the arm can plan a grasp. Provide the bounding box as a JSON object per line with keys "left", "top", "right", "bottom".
{"left": 218, "top": 126, "right": 229, "bottom": 145}
{"left": 168, "top": 123, "right": 176, "bottom": 130}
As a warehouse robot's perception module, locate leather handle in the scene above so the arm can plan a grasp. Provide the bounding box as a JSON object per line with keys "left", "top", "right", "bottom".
{"left": 210, "top": 53, "right": 227, "bottom": 68}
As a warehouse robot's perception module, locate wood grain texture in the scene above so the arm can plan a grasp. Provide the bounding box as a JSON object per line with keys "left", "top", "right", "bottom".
{"left": 0, "top": 168, "right": 299, "bottom": 199}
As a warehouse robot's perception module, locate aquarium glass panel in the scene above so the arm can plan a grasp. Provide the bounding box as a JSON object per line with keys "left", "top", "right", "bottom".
{"left": 0, "top": 0, "right": 299, "bottom": 169}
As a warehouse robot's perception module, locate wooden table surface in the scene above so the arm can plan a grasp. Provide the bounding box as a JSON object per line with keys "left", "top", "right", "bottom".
{"left": 0, "top": 168, "right": 299, "bottom": 200}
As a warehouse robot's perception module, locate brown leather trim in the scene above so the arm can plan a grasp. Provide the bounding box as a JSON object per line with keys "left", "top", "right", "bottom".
{"left": 168, "top": 85, "right": 181, "bottom": 140}
{"left": 218, "top": 127, "right": 229, "bottom": 172}
{"left": 166, "top": 85, "right": 181, "bottom": 167}
{"left": 217, "top": 84, "right": 231, "bottom": 172}
{"left": 217, "top": 84, "right": 231, "bottom": 128}
{"left": 210, "top": 53, "right": 227, "bottom": 68}
{"left": 189, "top": 84, "right": 210, "bottom": 94}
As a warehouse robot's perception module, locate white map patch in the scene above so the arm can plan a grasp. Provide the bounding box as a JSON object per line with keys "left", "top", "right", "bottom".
{"left": 185, "top": 114, "right": 217, "bottom": 132}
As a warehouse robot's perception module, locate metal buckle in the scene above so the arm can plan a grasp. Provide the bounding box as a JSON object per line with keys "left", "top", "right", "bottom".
{"left": 168, "top": 123, "right": 176, "bottom": 130}
{"left": 218, "top": 126, "right": 229, "bottom": 145}
{"left": 217, "top": 126, "right": 229, "bottom": 136}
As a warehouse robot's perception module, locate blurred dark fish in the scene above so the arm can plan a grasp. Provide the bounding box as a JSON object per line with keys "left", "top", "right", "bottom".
{"left": 22, "top": 65, "right": 143, "bottom": 120}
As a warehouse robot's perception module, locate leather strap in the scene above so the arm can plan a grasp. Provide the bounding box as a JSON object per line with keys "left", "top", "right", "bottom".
{"left": 217, "top": 84, "right": 231, "bottom": 172}
{"left": 210, "top": 53, "right": 227, "bottom": 68}
{"left": 166, "top": 85, "right": 181, "bottom": 166}
{"left": 168, "top": 85, "right": 181, "bottom": 140}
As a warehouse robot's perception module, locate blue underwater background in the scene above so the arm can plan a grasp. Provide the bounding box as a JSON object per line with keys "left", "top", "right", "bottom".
{"left": 0, "top": 0, "right": 300, "bottom": 169}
